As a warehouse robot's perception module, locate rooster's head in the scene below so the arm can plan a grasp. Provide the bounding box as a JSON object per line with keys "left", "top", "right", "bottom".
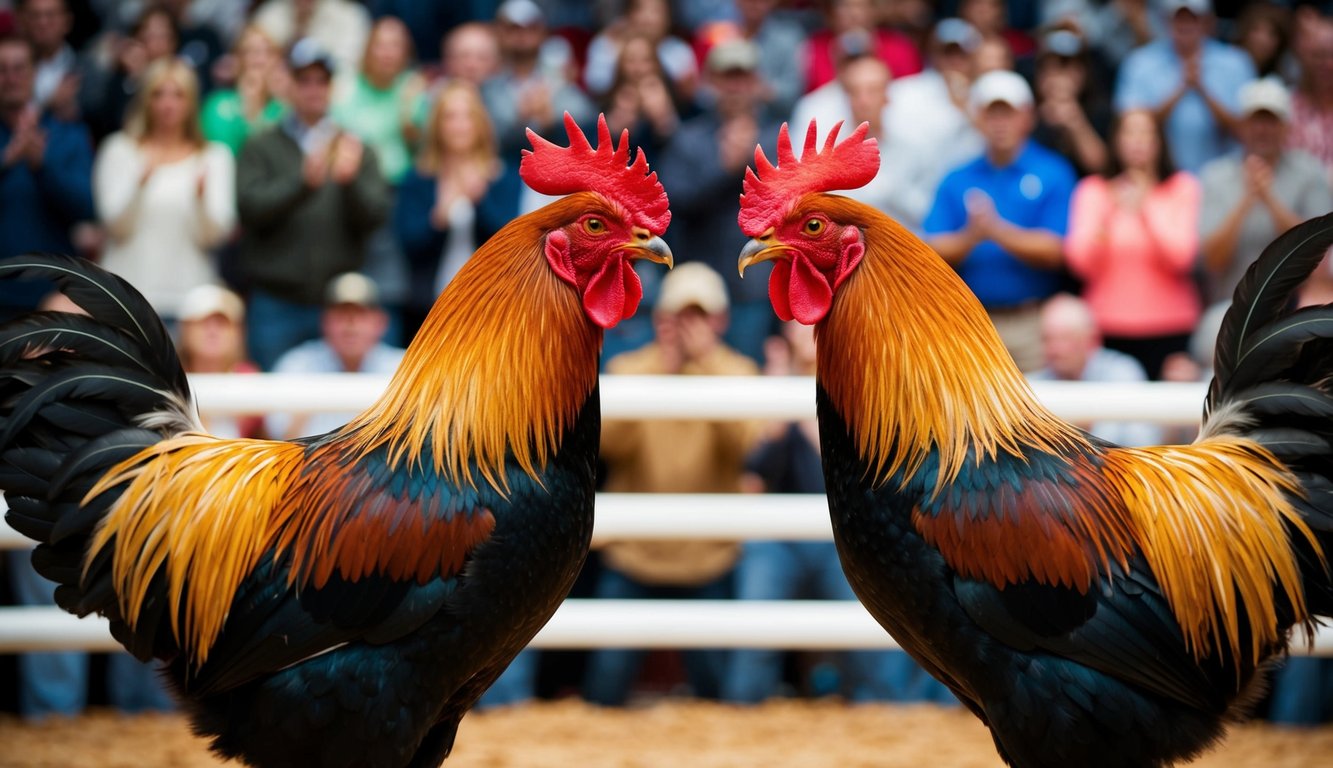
{"left": 736, "top": 120, "right": 879, "bottom": 325}
{"left": 521, "top": 113, "right": 673, "bottom": 329}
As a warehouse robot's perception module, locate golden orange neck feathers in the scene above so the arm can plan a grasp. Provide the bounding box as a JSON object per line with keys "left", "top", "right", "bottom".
{"left": 814, "top": 197, "right": 1086, "bottom": 489}
{"left": 345, "top": 196, "right": 602, "bottom": 491}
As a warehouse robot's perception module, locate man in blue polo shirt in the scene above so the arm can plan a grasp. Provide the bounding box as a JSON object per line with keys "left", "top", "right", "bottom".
{"left": 1113, "top": 0, "right": 1254, "bottom": 175}
{"left": 924, "top": 69, "right": 1075, "bottom": 372}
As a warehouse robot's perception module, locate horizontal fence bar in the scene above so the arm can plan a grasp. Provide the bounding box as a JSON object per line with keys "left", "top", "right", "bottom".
{"left": 0, "top": 494, "right": 831, "bottom": 551}
{"left": 183, "top": 374, "right": 1210, "bottom": 425}
{"left": 2, "top": 602, "right": 1331, "bottom": 654}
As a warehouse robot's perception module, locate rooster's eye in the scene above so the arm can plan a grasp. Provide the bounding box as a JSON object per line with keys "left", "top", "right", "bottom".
{"left": 584, "top": 218, "right": 606, "bottom": 235}
{"left": 804, "top": 218, "right": 824, "bottom": 236}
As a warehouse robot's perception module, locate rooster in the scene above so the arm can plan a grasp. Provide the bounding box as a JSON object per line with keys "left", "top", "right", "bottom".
{"left": 735, "top": 120, "right": 1333, "bottom": 768}
{"left": 0, "top": 113, "right": 672, "bottom": 768}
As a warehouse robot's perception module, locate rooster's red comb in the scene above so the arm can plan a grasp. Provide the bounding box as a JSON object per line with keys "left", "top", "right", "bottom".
{"left": 520, "top": 113, "right": 671, "bottom": 234}
{"left": 738, "top": 120, "right": 879, "bottom": 236}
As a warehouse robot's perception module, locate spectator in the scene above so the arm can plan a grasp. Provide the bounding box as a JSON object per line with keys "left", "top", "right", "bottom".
{"left": 200, "top": 23, "right": 288, "bottom": 156}
{"left": 1032, "top": 28, "right": 1111, "bottom": 177}
{"left": 331, "top": 15, "right": 430, "bottom": 343}
{"left": 841, "top": 55, "right": 933, "bottom": 233}
{"left": 1288, "top": 12, "right": 1333, "bottom": 185}
{"left": 79, "top": 2, "right": 180, "bottom": 142}
{"left": 366, "top": 0, "right": 474, "bottom": 69}
{"left": 175, "top": 284, "right": 263, "bottom": 439}
{"left": 6, "top": 291, "right": 176, "bottom": 719}
{"left": 879, "top": 0, "right": 935, "bottom": 48}
{"left": 656, "top": 38, "right": 782, "bottom": 364}
{"left": 584, "top": 0, "right": 698, "bottom": 105}
{"left": 959, "top": 0, "right": 1035, "bottom": 60}
{"left": 235, "top": 38, "right": 390, "bottom": 370}
{"left": 93, "top": 57, "right": 234, "bottom": 326}
{"left": 1234, "top": 1, "right": 1291, "bottom": 79}
{"left": 973, "top": 32, "right": 1017, "bottom": 73}
{"left": 884, "top": 18, "right": 984, "bottom": 186}
{"left": 479, "top": 0, "right": 594, "bottom": 159}
{"left": 435, "top": 21, "right": 499, "bottom": 88}
{"left": 1064, "top": 108, "right": 1200, "bottom": 379}
{"left": 803, "top": 0, "right": 921, "bottom": 93}
{"left": 14, "top": 0, "right": 81, "bottom": 121}
{"left": 602, "top": 32, "right": 690, "bottom": 156}
{"left": 0, "top": 33, "right": 93, "bottom": 321}
{"left": 394, "top": 80, "right": 521, "bottom": 340}
{"left": 1029, "top": 293, "right": 1164, "bottom": 446}
{"left": 793, "top": 54, "right": 933, "bottom": 233}
{"left": 333, "top": 15, "right": 426, "bottom": 188}
{"left": 1041, "top": 0, "right": 1165, "bottom": 71}
{"left": 1114, "top": 0, "right": 1255, "bottom": 174}
{"left": 924, "top": 70, "right": 1076, "bottom": 372}
{"left": 155, "top": 0, "right": 227, "bottom": 92}
{"left": 251, "top": 0, "right": 371, "bottom": 76}
{"left": 1199, "top": 77, "right": 1332, "bottom": 306}
{"left": 265, "top": 272, "right": 405, "bottom": 440}
{"left": 724, "top": 320, "right": 951, "bottom": 705}
{"left": 584, "top": 262, "right": 759, "bottom": 706}
{"left": 727, "top": 0, "right": 808, "bottom": 122}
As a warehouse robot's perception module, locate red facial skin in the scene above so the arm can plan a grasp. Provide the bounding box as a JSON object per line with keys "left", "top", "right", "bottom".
{"left": 766, "top": 213, "right": 864, "bottom": 325}
{"left": 544, "top": 211, "right": 646, "bottom": 329}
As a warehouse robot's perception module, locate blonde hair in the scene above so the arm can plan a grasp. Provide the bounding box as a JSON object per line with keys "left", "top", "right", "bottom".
{"left": 234, "top": 24, "right": 279, "bottom": 82}
{"left": 124, "top": 57, "right": 205, "bottom": 147}
{"left": 417, "top": 80, "right": 498, "bottom": 175}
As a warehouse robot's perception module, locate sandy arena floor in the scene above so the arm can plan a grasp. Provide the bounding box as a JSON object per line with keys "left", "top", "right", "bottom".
{"left": 1, "top": 699, "right": 1331, "bottom": 767}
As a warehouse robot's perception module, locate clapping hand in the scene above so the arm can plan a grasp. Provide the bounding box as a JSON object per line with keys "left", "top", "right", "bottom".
{"left": 965, "top": 189, "right": 1000, "bottom": 240}
{"left": 329, "top": 134, "right": 364, "bottom": 185}
{"left": 2, "top": 106, "right": 45, "bottom": 170}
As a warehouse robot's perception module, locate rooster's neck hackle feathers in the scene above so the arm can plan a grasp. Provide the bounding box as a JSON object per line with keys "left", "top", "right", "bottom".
{"left": 345, "top": 197, "right": 603, "bottom": 492}
{"left": 816, "top": 199, "right": 1085, "bottom": 489}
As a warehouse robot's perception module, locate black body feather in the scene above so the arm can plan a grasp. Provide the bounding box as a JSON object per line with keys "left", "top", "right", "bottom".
{"left": 820, "top": 213, "right": 1333, "bottom": 768}
{"left": 0, "top": 255, "right": 601, "bottom": 767}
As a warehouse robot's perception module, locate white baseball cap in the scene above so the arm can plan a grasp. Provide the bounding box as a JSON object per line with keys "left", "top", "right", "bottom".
{"left": 1238, "top": 77, "right": 1292, "bottom": 121}
{"left": 969, "top": 70, "right": 1034, "bottom": 114}
{"left": 656, "top": 262, "right": 729, "bottom": 315}
{"left": 179, "top": 284, "right": 245, "bottom": 323}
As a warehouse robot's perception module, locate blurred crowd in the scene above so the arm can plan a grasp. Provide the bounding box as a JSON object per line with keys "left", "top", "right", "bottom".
{"left": 1, "top": 0, "right": 1332, "bottom": 725}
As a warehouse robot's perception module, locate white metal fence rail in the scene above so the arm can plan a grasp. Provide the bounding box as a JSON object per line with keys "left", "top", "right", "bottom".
{"left": 5, "top": 375, "right": 1330, "bottom": 656}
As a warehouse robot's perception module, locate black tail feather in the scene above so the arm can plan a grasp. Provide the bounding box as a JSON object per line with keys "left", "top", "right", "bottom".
{"left": 1222, "top": 308, "right": 1333, "bottom": 395}
{"left": 0, "top": 254, "right": 192, "bottom": 664}
{"left": 1201, "top": 213, "right": 1333, "bottom": 623}
{"left": 0, "top": 254, "right": 186, "bottom": 394}
{"left": 1210, "top": 213, "right": 1333, "bottom": 408}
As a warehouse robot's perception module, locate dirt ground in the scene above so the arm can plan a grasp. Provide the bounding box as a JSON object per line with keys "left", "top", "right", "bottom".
{"left": 1, "top": 699, "right": 1331, "bottom": 768}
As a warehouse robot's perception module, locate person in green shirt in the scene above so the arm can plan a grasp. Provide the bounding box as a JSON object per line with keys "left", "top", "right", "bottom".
{"left": 327, "top": 16, "right": 429, "bottom": 343}
{"left": 201, "top": 24, "right": 289, "bottom": 155}
{"left": 330, "top": 15, "right": 428, "bottom": 186}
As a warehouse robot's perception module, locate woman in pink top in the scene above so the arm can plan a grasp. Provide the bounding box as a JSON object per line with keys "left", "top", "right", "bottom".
{"left": 1065, "top": 108, "right": 1202, "bottom": 379}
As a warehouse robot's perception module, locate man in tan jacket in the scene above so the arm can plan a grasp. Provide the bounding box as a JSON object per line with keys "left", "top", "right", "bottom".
{"left": 583, "top": 262, "right": 760, "bottom": 705}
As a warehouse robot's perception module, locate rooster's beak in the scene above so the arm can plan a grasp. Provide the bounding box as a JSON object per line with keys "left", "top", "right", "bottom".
{"left": 738, "top": 230, "right": 787, "bottom": 277}
{"left": 626, "top": 229, "right": 674, "bottom": 268}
